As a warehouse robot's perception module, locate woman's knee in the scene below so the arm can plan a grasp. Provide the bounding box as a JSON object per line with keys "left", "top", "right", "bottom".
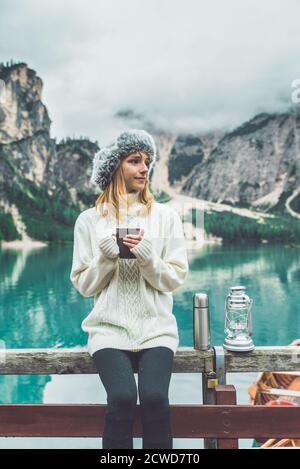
{"left": 140, "top": 390, "right": 169, "bottom": 410}
{"left": 108, "top": 388, "right": 137, "bottom": 410}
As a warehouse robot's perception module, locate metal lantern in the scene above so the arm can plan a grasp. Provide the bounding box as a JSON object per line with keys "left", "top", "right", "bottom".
{"left": 223, "top": 285, "right": 254, "bottom": 352}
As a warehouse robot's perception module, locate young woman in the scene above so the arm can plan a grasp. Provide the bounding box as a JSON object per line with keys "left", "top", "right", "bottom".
{"left": 70, "top": 129, "right": 189, "bottom": 449}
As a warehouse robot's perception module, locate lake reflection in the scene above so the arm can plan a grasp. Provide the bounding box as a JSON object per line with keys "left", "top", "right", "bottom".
{"left": 0, "top": 242, "right": 299, "bottom": 448}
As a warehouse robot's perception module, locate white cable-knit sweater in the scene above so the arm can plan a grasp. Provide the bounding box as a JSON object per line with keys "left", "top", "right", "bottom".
{"left": 70, "top": 191, "right": 189, "bottom": 357}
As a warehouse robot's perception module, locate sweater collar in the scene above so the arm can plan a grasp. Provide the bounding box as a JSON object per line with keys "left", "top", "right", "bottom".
{"left": 118, "top": 190, "right": 143, "bottom": 218}
{"left": 95, "top": 191, "right": 143, "bottom": 222}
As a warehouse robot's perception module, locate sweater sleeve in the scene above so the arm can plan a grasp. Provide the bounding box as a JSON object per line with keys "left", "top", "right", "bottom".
{"left": 70, "top": 217, "right": 119, "bottom": 298}
{"left": 130, "top": 208, "right": 189, "bottom": 292}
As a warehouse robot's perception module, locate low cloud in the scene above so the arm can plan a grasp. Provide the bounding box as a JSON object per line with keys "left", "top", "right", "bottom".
{"left": 0, "top": 0, "right": 299, "bottom": 145}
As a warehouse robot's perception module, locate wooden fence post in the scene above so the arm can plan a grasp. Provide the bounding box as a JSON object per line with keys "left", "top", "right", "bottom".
{"left": 215, "top": 385, "right": 239, "bottom": 449}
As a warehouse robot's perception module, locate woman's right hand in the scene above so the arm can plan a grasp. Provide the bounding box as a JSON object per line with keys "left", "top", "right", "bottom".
{"left": 122, "top": 228, "right": 145, "bottom": 250}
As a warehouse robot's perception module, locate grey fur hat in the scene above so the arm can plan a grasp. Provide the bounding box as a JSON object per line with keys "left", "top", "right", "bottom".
{"left": 90, "top": 129, "right": 157, "bottom": 191}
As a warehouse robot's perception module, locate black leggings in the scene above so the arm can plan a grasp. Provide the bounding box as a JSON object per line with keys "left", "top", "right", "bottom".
{"left": 92, "top": 346, "right": 174, "bottom": 449}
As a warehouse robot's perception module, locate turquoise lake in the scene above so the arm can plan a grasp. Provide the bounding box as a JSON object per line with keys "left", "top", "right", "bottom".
{"left": 0, "top": 242, "right": 300, "bottom": 448}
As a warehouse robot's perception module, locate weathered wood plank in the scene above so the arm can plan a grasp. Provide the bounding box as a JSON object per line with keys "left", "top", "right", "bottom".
{"left": 0, "top": 346, "right": 299, "bottom": 374}
{"left": 225, "top": 346, "right": 300, "bottom": 372}
{"left": 0, "top": 347, "right": 213, "bottom": 374}
{"left": 0, "top": 404, "right": 300, "bottom": 438}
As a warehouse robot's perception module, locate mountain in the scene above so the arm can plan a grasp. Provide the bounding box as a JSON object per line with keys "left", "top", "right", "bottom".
{"left": 0, "top": 62, "right": 99, "bottom": 242}
{"left": 0, "top": 61, "right": 299, "bottom": 244}
{"left": 180, "top": 112, "right": 300, "bottom": 217}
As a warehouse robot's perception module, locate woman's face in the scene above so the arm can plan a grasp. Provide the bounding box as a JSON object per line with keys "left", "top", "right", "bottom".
{"left": 121, "top": 151, "right": 150, "bottom": 192}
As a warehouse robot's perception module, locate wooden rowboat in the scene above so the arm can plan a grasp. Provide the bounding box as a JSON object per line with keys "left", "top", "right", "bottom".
{"left": 248, "top": 339, "right": 300, "bottom": 448}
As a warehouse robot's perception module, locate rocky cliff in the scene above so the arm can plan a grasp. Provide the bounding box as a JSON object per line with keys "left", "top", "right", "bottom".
{"left": 0, "top": 62, "right": 99, "bottom": 242}
{"left": 181, "top": 112, "right": 300, "bottom": 217}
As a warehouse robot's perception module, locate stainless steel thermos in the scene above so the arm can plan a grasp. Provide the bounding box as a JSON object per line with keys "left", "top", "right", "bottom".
{"left": 193, "top": 293, "right": 211, "bottom": 350}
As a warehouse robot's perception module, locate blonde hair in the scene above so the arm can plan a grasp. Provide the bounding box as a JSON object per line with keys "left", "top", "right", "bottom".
{"left": 95, "top": 151, "right": 154, "bottom": 222}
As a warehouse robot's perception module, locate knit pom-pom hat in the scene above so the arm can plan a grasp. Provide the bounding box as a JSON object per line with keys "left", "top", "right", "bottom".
{"left": 90, "top": 129, "right": 157, "bottom": 191}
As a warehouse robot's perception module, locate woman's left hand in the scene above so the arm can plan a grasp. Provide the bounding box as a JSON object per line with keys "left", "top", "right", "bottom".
{"left": 122, "top": 228, "right": 145, "bottom": 249}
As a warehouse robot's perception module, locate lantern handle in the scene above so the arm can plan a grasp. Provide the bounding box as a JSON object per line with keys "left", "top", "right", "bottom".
{"left": 248, "top": 298, "right": 253, "bottom": 336}
{"left": 224, "top": 295, "right": 230, "bottom": 334}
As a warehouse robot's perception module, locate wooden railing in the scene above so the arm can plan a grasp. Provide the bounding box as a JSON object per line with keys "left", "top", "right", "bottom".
{"left": 1, "top": 346, "right": 300, "bottom": 449}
